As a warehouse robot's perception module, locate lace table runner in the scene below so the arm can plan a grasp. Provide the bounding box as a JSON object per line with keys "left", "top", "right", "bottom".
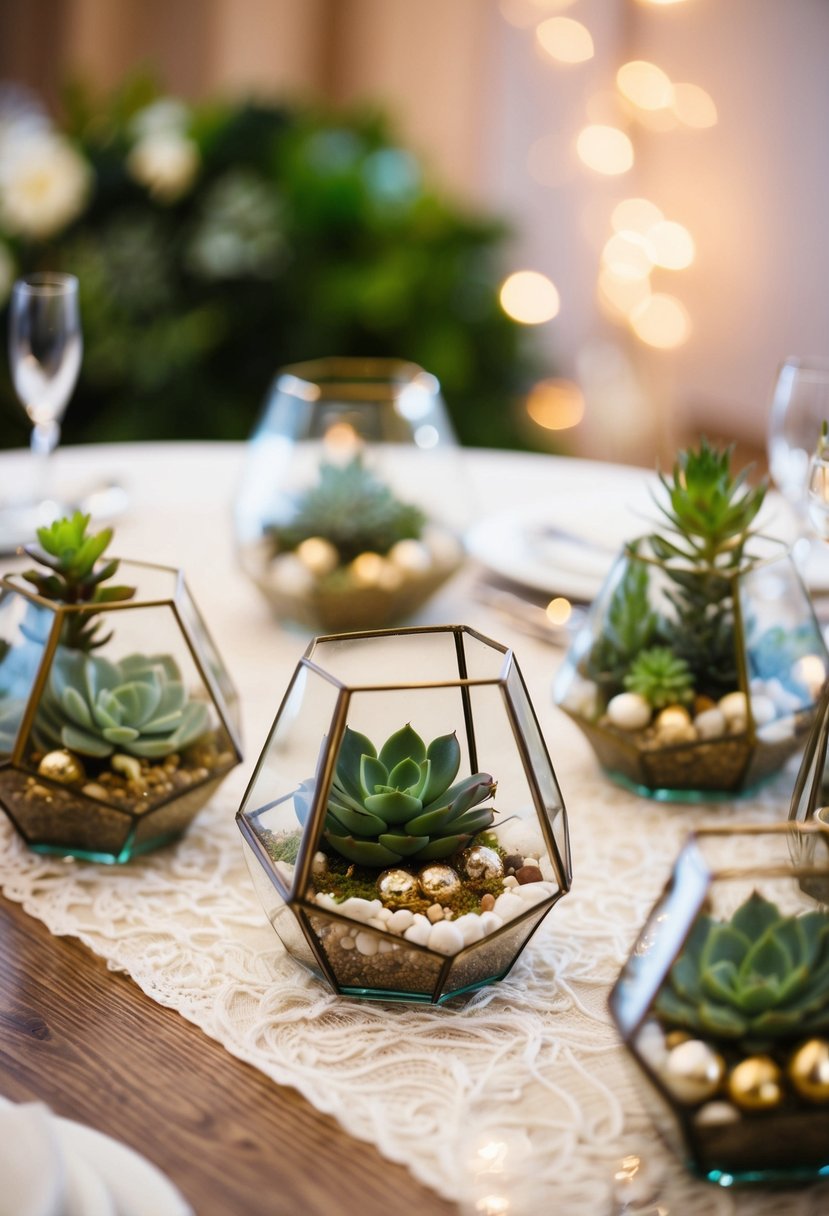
{"left": 0, "top": 444, "right": 826, "bottom": 1213}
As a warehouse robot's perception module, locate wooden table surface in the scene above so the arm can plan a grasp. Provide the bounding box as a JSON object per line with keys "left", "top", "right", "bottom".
{"left": 0, "top": 895, "right": 458, "bottom": 1215}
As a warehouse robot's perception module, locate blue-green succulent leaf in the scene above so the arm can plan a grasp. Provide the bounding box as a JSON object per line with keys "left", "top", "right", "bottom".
{"left": 419, "top": 732, "right": 461, "bottom": 803}
{"left": 360, "top": 753, "right": 388, "bottom": 796}
{"left": 377, "top": 832, "right": 429, "bottom": 857}
{"left": 335, "top": 727, "right": 376, "bottom": 798}
{"left": 323, "top": 832, "right": 401, "bottom": 866}
{"left": 387, "top": 756, "right": 422, "bottom": 793}
{"left": 61, "top": 723, "right": 113, "bottom": 757}
{"left": 378, "top": 723, "right": 425, "bottom": 771}
{"left": 731, "top": 892, "right": 782, "bottom": 941}
{"left": 363, "top": 789, "right": 421, "bottom": 823}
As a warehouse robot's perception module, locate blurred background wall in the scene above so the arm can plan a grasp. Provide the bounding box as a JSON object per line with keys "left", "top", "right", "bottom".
{"left": 1, "top": 0, "right": 827, "bottom": 464}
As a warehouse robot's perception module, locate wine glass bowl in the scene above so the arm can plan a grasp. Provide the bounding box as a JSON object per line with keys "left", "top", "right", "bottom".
{"left": 8, "top": 271, "right": 82, "bottom": 512}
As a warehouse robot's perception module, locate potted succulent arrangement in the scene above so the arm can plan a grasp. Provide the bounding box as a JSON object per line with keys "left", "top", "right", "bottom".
{"left": 0, "top": 513, "right": 241, "bottom": 861}
{"left": 237, "top": 625, "right": 572, "bottom": 1003}
{"left": 555, "top": 441, "right": 828, "bottom": 798}
{"left": 610, "top": 824, "right": 829, "bottom": 1184}
{"left": 234, "top": 358, "right": 465, "bottom": 633}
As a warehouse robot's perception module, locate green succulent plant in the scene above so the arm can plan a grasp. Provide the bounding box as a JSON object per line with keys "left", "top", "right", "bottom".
{"left": 654, "top": 891, "right": 829, "bottom": 1051}
{"left": 648, "top": 441, "right": 767, "bottom": 699}
{"left": 21, "top": 512, "right": 136, "bottom": 651}
{"left": 624, "top": 646, "right": 693, "bottom": 709}
{"left": 35, "top": 649, "right": 210, "bottom": 759}
{"left": 268, "top": 455, "right": 426, "bottom": 565}
{"left": 307, "top": 723, "right": 496, "bottom": 866}
{"left": 583, "top": 550, "right": 660, "bottom": 693}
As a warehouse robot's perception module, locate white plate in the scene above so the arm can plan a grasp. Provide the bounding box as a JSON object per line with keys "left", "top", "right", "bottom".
{"left": 465, "top": 473, "right": 802, "bottom": 602}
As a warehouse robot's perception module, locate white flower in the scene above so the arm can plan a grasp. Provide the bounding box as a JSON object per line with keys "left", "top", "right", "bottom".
{"left": 0, "top": 131, "right": 90, "bottom": 240}
{"left": 127, "top": 131, "right": 200, "bottom": 203}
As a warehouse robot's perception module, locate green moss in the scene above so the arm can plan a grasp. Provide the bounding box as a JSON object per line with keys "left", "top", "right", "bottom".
{"left": 262, "top": 829, "right": 302, "bottom": 865}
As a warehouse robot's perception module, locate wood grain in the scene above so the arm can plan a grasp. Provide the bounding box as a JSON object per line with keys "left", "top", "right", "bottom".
{"left": 0, "top": 897, "right": 458, "bottom": 1215}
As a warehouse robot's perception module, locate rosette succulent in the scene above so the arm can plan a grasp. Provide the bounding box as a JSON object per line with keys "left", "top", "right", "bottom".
{"left": 624, "top": 646, "right": 693, "bottom": 709}
{"left": 655, "top": 891, "right": 829, "bottom": 1050}
{"left": 309, "top": 723, "right": 496, "bottom": 866}
{"left": 36, "top": 650, "right": 209, "bottom": 759}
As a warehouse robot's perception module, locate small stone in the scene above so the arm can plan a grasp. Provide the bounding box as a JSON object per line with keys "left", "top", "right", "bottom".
{"left": 349, "top": 552, "right": 387, "bottom": 587}
{"left": 271, "top": 552, "right": 314, "bottom": 596}
{"left": 492, "top": 892, "right": 525, "bottom": 922}
{"left": 340, "top": 935, "right": 355, "bottom": 950}
{"left": 662, "top": 1039, "right": 725, "bottom": 1105}
{"left": 718, "top": 690, "right": 747, "bottom": 724}
{"left": 355, "top": 931, "right": 379, "bottom": 956}
{"left": 607, "top": 692, "right": 651, "bottom": 731}
{"left": 377, "top": 868, "right": 419, "bottom": 907}
{"left": 311, "top": 852, "right": 328, "bottom": 876}
{"left": 515, "top": 864, "right": 543, "bottom": 885}
{"left": 388, "top": 539, "right": 432, "bottom": 573}
{"left": 403, "top": 918, "right": 433, "bottom": 947}
{"left": 386, "top": 908, "right": 415, "bottom": 934}
{"left": 426, "top": 903, "right": 444, "bottom": 923}
{"left": 480, "top": 893, "right": 496, "bottom": 912}
{"left": 478, "top": 911, "right": 504, "bottom": 934}
{"left": 337, "top": 897, "right": 382, "bottom": 924}
{"left": 788, "top": 1038, "right": 829, "bottom": 1103}
{"left": 504, "top": 853, "right": 524, "bottom": 874}
{"left": 693, "top": 1101, "right": 740, "bottom": 1127}
{"left": 749, "top": 693, "right": 777, "bottom": 727}
{"left": 427, "top": 920, "right": 464, "bottom": 955}
{"left": 378, "top": 939, "right": 395, "bottom": 954}
{"left": 502, "top": 875, "right": 519, "bottom": 889}
{"left": 37, "top": 750, "right": 85, "bottom": 785}
{"left": 758, "top": 717, "right": 796, "bottom": 744}
{"left": 693, "top": 694, "right": 716, "bottom": 715}
{"left": 461, "top": 845, "right": 504, "bottom": 882}
{"left": 81, "top": 782, "right": 109, "bottom": 801}
{"left": 296, "top": 536, "right": 339, "bottom": 577}
{"left": 111, "top": 753, "right": 143, "bottom": 783}
{"left": 455, "top": 913, "right": 486, "bottom": 946}
{"left": 655, "top": 705, "right": 691, "bottom": 729}
{"left": 417, "top": 863, "right": 461, "bottom": 902}
{"left": 367, "top": 917, "right": 388, "bottom": 931}
{"left": 727, "top": 1055, "right": 783, "bottom": 1111}
{"left": 693, "top": 707, "right": 727, "bottom": 740}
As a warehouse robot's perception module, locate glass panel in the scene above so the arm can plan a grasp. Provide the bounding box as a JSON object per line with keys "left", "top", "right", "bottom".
{"left": 174, "top": 578, "right": 241, "bottom": 739}
{"left": 306, "top": 628, "right": 469, "bottom": 688}
{"left": 0, "top": 586, "right": 57, "bottom": 758}
{"left": 239, "top": 839, "right": 324, "bottom": 977}
{"left": 0, "top": 770, "right": 132, "bottom": 858}
{"left": 440, "top": 903, "right": 553, "bottom": 1000}
{"left": 303, "top": 904, "right": 444, "bottom": 1000}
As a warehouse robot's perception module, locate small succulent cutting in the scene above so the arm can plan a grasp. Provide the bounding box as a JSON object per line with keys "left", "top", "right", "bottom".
{"left": 654, "top": 891, "right": 829, "bottom": 1051}
{"left": 584, "top": 551, "right": 660, "bottom": 693}
{"left": 624, "top": 646, "right": 693, "bottom": 709}
{"left": 36, "top": 650, "right": 209, "bottom": 759}
{"left": 21, "top": 512, "right": 135, "bottom": 651}
{"left": 268, "top": 455, "right": 426, "bottom": 565}
{"left": 304, "top": 723, "right": 496, "bottom": 866}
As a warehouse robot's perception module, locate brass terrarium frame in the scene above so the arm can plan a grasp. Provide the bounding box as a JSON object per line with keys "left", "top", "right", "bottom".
{"left": 0, "top": 560, "right": 243, "bottom": 860}
{"left": 237, "top": 624, "right": 572, "bottom": 1003}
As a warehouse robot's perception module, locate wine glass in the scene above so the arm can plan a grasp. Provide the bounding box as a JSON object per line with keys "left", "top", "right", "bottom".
{"left": 8, "top": 271, "right": 82, "bottom": 520}
{"left": 767, "top": 355, "right": 829, "bottom": 570}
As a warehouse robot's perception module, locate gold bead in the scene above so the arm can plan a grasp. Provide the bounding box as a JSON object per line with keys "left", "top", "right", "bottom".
{"left": 727, "top": 1055, "right": 783, "bottom": 1111}
{"left": 662, "top": 1038, "right": 725, "bottom": 1105}
{"left": 789, "top": 1039, "right": 829, "bottom": 1104}
{"left": 37, "top": 749, "right": 85, "bottom": 785}
{"left": 376, "top": 868, "right": 418, "bottom": 908}
{"left": 461, "top": 845, "right": 504, "bottom": 883}
{"left": 417, "top": 863, "right": 461, "bottom": 903}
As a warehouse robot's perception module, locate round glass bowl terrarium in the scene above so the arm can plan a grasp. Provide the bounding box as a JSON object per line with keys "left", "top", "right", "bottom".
{"left": 234, "top": 357, "right": 466, "bottom": 632}
{"left": 236, "top": 625, "right": 572, "bottom": 1004}
{"left": 554, "top": 535, "right": 828, "bottom": 800}
{"left": 0, "top": 561, "right": 242, "bottom": 862}
{"left": 609, "top": 823, "right": 829, "bottom": 1186}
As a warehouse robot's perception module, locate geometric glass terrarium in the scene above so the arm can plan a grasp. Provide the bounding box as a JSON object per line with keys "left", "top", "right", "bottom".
{"left": 609, "top": 823, "right": 829, "bottom": 1186}
{"left": 555, "top": 442, "right": 828, "bottom": 800}
{"left": 233, "top": 357, "right": 466, "bottom": 633}
{"left": 237, "top": 625, "right": 571, "bottom": 1004}
{"left": 0, "top": 547, "right": 242, "bottom": 863}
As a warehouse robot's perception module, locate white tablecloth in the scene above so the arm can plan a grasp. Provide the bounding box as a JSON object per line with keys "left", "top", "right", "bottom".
{"left": 0, "top": 442, "right": 824, "bottom": 1215}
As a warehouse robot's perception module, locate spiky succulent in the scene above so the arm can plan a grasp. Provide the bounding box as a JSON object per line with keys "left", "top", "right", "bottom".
{"left": 35, "top": 650, "right": 210, "bottom": 759}
{"left": 22, "top": 512, "right": 135, "bottom": 651}
{"left": 624, "top": 646, "right": 693, "bottom": 709}
{"left": 654, "top": 891, "right": 829, "bottom": 1051}
{"left": 267, "top": 455, "right": 426, "bottom": 564}
{"left": 648, "top": 441, "right": 766, "bottom": 699}
{"left": 584, "top": 549, "right": 660, "bottom": 693}
{"left": 310, "top": 723, "right": 496, "bottom": 866}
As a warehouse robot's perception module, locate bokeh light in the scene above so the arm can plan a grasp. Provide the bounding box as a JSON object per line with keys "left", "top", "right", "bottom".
{"left": 536, "top": 17, "right": 594, "bottom": 64}
{"left": 611, "top": 197, "right": 663, "bottom": 234}
{"left": 525, "top": 377, "right": 585, "bottom": 429}
{"left": 672, "top": 82, "right": 718, "bottom": 128}
{"left": 576, "top": 125, "right": 634, "bottom": 175}
{"left": 500, "top": 0, "right": 577, "bottom": 27}
{"left": 597, "top": 268, "right": 651, "bottom": 319}
{"left": 616, "top": 60, "right": 674, "bottom": 111}
{"left": 647, "top": 219, "right": 695, "bottom": 269}
{"left": 629, "top": 293, "right": 691, "bottom": 348}
{"left": 546, "top": 596, "right": 574, "bottom": 625}
{"left": 500, "top": 270, "right": 561, "bottom": 323}
{"left": 601, "top": 231, "right": 654, "bottom": 280}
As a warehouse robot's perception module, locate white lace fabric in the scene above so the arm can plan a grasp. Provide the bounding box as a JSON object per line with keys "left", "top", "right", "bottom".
{"left": 0, "top": 444, "right": 825, "bottom": 1214}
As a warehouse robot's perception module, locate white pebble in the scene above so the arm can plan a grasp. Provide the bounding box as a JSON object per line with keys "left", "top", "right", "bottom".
{"left": 368, "top": 917, "right": 388, "bottom": 931}
{"left": 404, "top": 919, "right": 432, "bottom": 947}
{"left": 492, "top": 892, "right": 526, "bottom": 922}
{"left": 655, "top": 705, "right": 691, "bottom": 729}
{"left": 427, "top": 920, "right": 464, "bottom": 955}
{"left": 389, "top": 539, "right": 432, "bottom": 573}
{"left": 718, "top": 691, "right": 747, "bottom": 724}
{"left": 765, "top": 677, "right": 806, "bottom": 715}
{"left": 455, "top": 913, "right": 486, "bottom": 946}
{"left": 561, "top": 675, "right": 599, "bottom": 719}
{"left": 478, "top": 911, "right": 504, "bottom": 934}
{"left": 693, "top": 707, "right": 726, "bottom": 740}
{"left": 494, "top": 820, "right": 544, "bottom": 857}
{"left": 607, "top": 692, "right": 651, "bottom": 731}
{"left": 296, "top": 536, "right": 339, "bottom": 577}
{"left": 694, "top": 1101, "right": 740, "bottom": 1127}
{"left": 311, "top": 851, "right": 328, "bottom": 876}
{"left": 758, "top": 716, "right": 796, "bottom": 743}
{"left": 503, "top": 875, "right": 519, "bottom": 889}
{"left": 515, "top": 881, "right": 551, "bottom": 904}
{"left": 378, "top": 939, "right": 395, "bottom": 954}
{"left": 386, "top": 908, "right": 415, "bottom": 934}
{"left": 538, "top": 856, "right": 555, "bottom": 882}
{"left": 338, "top": 897, "right": 382, "bottom": 924}
{"left": 355, "top": 931, "right": 379, "bottom": 956}
{"left": 749, "top": 693, "right": 777, "bottom": 727}
{"left": 340, "top": 935, "right": 355, "bottom": 950}
{"left": 270, "top": 553, "right": 314, "bottom": 596}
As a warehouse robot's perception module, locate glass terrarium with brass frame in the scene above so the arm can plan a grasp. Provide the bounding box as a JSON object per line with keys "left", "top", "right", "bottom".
{"left": 554, "top": 443, "right": 827, "bottom": 800}
{"left": 237, "top": 624, "right": 571, "bottom": 1004}
{"left": 0, "top": 517, "right": 241, "bottom": 862}
{"left": 233, "top": 357, "right": 466, "bottom": 632}
{"left": 610, "top": 823, "right": 829, "bottom": 1186}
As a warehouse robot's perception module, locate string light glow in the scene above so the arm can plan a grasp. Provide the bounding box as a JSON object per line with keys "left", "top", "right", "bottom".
{"left": 500, "top": 270, "right": 561, "bottom": 323}
{"left": 597, "top": 268, "right": 651, "bottom": 319}
{"left": 616, "top": 60, "right": 674, "bottom": 111}
{"left": 575, "top": 125, "right": 634, "bottom": 175}
{"left": 647, "top": 219, "right": 695, "bottom": 269}
{"left": 536, "top": 17, "right": 594, "bottom": 63}
{"left": 611, "top": 197, "right": 664, "bottom": 234}
{"left": 630, "top": 293, "right": 691, "bottom": 348}
{"left": 602, "top": 230, "right": 655, "bottom": 280}
{"left": 672, "top": 82, "right": 718, "bottom": 128}
{"left": 525, "top": 378, "right": 585, "bottom": 429}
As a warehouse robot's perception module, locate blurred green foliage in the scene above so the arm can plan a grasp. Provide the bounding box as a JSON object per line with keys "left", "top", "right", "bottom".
{"left": 0, "top": 77, "right": 545, "bottom": 450}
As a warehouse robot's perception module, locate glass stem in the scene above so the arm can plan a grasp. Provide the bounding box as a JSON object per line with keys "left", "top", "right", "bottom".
{"left": 30, "top": 419, "right": 60, "bottom": 504}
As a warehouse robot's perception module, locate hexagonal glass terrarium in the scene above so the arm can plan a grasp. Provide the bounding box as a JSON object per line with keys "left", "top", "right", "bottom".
{"left": 609, "top": 823, "right": 829, "bottom": 1186}
{"left": 0, "top": 560, "right": 242, "bottom": 862}
{"left": 237, "top": 625, "right": 571, "bottom": 1004}
{"left": 233, "top": 357, "right": 466, "bottom": 633}
{"left": 555, "top": 536, "right": 827, "bottom": 801}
